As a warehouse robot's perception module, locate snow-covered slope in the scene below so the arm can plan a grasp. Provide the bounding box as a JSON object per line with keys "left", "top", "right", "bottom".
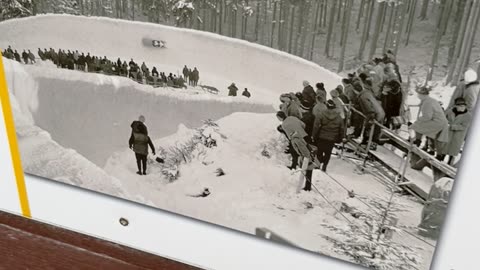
{"left": 0, "top": 14, "right": 342, "bottom": 102}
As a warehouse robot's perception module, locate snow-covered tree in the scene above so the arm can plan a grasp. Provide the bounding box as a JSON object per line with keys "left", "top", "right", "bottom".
{"left": 0, "top": 0, "right": 33, "bottom": 20}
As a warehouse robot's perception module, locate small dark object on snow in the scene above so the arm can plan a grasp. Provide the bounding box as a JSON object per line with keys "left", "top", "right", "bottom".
{"left": 348, "top": 190, "right": 355, "bottom": 198}
{"left": 119, "top": 217, "right": 129, "bottom": 226}
{"left": 189, "top": 188, "right": 211, "bottom": 198}
{"left": 215, "top": 168, "right": 225, "bottom": 176}
{"left": 155, "top": 157, "right": 165, "bottom": 163}
{"left": 304, "top": 202, "right": 314, "bottom": 209}
{"left": 261, "top": 147, "right": 271, "bottom": 158}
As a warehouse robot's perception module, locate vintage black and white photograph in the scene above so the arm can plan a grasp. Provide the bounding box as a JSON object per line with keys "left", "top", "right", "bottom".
{"left": 1, "top": 0, "right": 479, "bottom": 269}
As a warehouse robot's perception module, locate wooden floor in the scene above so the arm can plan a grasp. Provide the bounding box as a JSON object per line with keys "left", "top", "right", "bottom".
{"left": 0, "top": 211, "right": 201, "bottom": 270}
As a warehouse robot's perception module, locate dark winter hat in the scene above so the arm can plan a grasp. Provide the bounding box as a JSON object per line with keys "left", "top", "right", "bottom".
{"left": 454, "top": 97, "right": 467, "bottom": 106}
{"left": 352, "top": 81, "right": 363, "bottom": 92}
{"left": 326, "top": 99, "right": 336, "bottom": 109}
{"left": 276, "top": 111, "right": 287, "bottom": 120}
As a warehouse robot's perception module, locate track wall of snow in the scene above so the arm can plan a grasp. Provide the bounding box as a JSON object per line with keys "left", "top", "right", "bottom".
{"left": 0, "top": 15, "right": 342, "bottom": 97}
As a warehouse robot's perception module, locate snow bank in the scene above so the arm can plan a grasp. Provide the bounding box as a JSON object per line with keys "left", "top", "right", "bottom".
{"left": 0, "top": 14, "right": 342, "bottom": 102}
{"left": 4, "top": 59, "right": 274, "bottom": 167}
{"left": 4, "top": 59, "right": 130, "bottom": 200}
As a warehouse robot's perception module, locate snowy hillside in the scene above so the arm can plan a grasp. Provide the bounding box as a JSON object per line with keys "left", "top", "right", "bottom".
{"left": 0, "top": 14, "right": 342, "bottom": 102}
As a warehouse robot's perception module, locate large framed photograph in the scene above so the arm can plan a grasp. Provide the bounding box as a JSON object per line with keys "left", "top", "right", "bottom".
{"left": 1, "top": 0, "right": 479, "bottom": 269}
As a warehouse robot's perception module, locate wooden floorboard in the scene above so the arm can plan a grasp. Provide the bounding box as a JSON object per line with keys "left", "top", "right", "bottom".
{"left": 0, "top": 211, "right": 201, "bottom": 270}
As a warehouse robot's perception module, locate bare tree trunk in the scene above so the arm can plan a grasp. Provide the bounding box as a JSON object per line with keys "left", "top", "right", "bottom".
{"left": 405, "top": 0, "right": 417, "bottom": 46}
{"left": 420, "top": 0, "right": 429, "bottom": 20}
{"left": 394, "top": 1, "right": 407, "bottom": 56}
{"left": 299, "top": 0, "right": 311, "bottom": 57}
{"left": 254, "top": 1, "right": 260, "bottom": 41}
{"left": 310, "top": 0, "right": 321, "bottom": 60}
{"left": 383, "top": 3, "right": 396, "bottom": 54}
{"left": 356, "top": 0, "right": 366, "bottom": 31}
{"left": 447, "top": 0, "right": 473, "bottom": 83}
{"left": 278, "top": 0, "right": 285, "bottom": 49}
{"left": 454, "top": 0, "right": 479, "bottom": 84}
{"left": 325, "top": 0, "right": 337, "bottom": 57}
{"left": 427, "top": 0, "right": 450, "bottom": 81}
{"left": 358, "top": 0, "right": 373, "bottom": 60}
{"left": 336, "top": 0, "right": 343, "bottom": 23}
{"left": 270, "top": 1, "right": 278, "bottom": 47}
{"left": 368, "top": 1, "right": 386, "bottom": 60}
{"left": 447, "top": 0, "right": 466, "bottom": 65}
{"left": 294, "top": 2, "right": 305, "bottom": 55}
{"left": 339, "top": 0, "right": 353, "bottom": 72}
{"left": 288, "top": 5, "right": 295, "bottom": 54}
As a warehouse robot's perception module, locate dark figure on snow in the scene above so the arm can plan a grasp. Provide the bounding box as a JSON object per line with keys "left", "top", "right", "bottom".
{"left": 381, "top": 80, "right": 403, "bottom": 130}
{"left": 192, "top": 67, "right": 199, "bottom": 86}
{"left": 313, "top": 100, "right": 345, "bottom": 172}
{"left": 438, "top": 97, "right": 472, "bottom": 165}
{"left": 411, "top": 86, "right": 449, "bottom": 156}
{"left": 129, "top": 116, "right": 155, "bottom": 176}
{"left": 242, "top": 88, "right": 251, "bottom": 98}
{"left": 22, "top": 50, "right": 29, "bottom": 64}
{"left": 28, "top": 50, "right": 35, "bottom": 64}
{"left": 352, "top": 80, "right": 385, "bottom": 150}
{"left": 14, "top": 50, "right": 21, "bottom": 62}
{"left": 152, "top": 67, "right": 159, "bottom": 77}
{"left": 129, "top": 58, "right": 136, "bottom": 68}
{"left": 183, "top": 65, "right": 189, "bottom": 81}
{"left": 141, "top": 62, "right": 148, "bottom": 74}
{"left": 38, "top": 48, "right": 45, "bottom": 61}
{"left": 301, "top": 80, "right": 316, "bottom": 108}
{"left": 228, "top": 83, "right": 238, "bottom": 96}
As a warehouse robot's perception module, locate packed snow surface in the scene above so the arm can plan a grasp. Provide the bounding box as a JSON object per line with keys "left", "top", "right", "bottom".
{"left": 0, "top": 14, "right": 342, "bottom": 103}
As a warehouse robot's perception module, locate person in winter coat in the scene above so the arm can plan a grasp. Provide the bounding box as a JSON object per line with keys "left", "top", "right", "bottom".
{"left": 353, "top": 80, "right": 385, "bottom": 149}
{"left": 330, "top": 89, "right": 346, "bottom": 120}
{"left": 313, "top": 100, "right": 345, "bottom": 172}
{"left": 21, "top": 50, "right": 29, "bottom": 64}
{"left": 141, "top": 62, "right": 148, "bottom": 74}
{"left": 381, "top": 80, "right": 403, "bottom": 130}
{"left": 439, "top": 97, "right": 472, "bottom": 165}
{"left": 312, "top": 94, "right": 328, "bottom": 137}
{"left": 315, "top": 82, "right": 327, "bottom": 101}
{"left": 411, "top": 86, "right": 449, "bottom": 154}
{"left": 447, "top": 69, "right": 479, "bottom": 112}
{"left": 300, "top": 80, "right": 316, "bottom": 107}
{"left": 192, "top": 67, "right": 199, "bottom": 86}
{"left": 280, "top": 93, "right": 302, "bottom": 119}
{"left": 129, "top": 123, "right": 155, "bottom": 176}
{"left": 277, "top": 111, "right": 311, "bottom": 160}
{"left": 183, "top": 65, "right": 189, "bottom": 80}
{"left": 335, "top": 85, "right": 350, "bottom": 104}
{"left": 242, "top": 88, "right": 251, "bottom": 98}
{"left": 13, "top": 50, "right": 21, "bottom": 62}
{"left": 228, "top": 83, "right": 238, "bottom": 96}
{"left": 28, "top": 50, "right": 36, "bottom": 64}
{"left": 38, "top": 48, "right": 45, "bottom": 61}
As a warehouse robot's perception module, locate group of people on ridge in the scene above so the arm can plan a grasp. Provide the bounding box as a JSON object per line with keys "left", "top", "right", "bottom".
{"left": 3, "top": 45, "right": 200, "bottom": 90}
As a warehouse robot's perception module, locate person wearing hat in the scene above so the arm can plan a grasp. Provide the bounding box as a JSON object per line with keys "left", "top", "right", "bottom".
{"left": 279, "top": 93, "right": 302, "bottom": 119}
{"left": 312, "top": 100, "right": 345, "bottom": 172}
{"left": 352, "top": 80, "right": 385, "bottom": 150}
{"left": 447, "top": 69, "right": 480, "bottom": 112}
{"left": 335, "top": 85, "right": 350, "bottom": 104}
{"left": 129, "top": 123, "right": 156, "bottom": 176}
{"left": 438, "top": 97, "right": 472, "bottom": 165}
{"left": 302, "top": 80, "right": 316, "bottom": 108}
{"left": 330, "top": 89, "right": 346, "bottom": 120}
{"left": 380, "top": 80, "right": 403, "bottom": 130}
{"left": 242, "top": 88, "right": 251, "bottom": 98}
{"left": 228, "top": 83, "right": 238, "bottom": 96}
{"left": 315, "top": 82, "right": 327, "bottom": 100}
{"left": 276, "top": 111, "right": 311, "bottom": 163}
{"left": 411, "top": 86, "right": 449, "bottom": 154}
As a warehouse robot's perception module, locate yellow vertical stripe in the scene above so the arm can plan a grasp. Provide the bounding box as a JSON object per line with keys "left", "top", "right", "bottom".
{"left": 0, "top": 53, "right": 31, "bottom": 218}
